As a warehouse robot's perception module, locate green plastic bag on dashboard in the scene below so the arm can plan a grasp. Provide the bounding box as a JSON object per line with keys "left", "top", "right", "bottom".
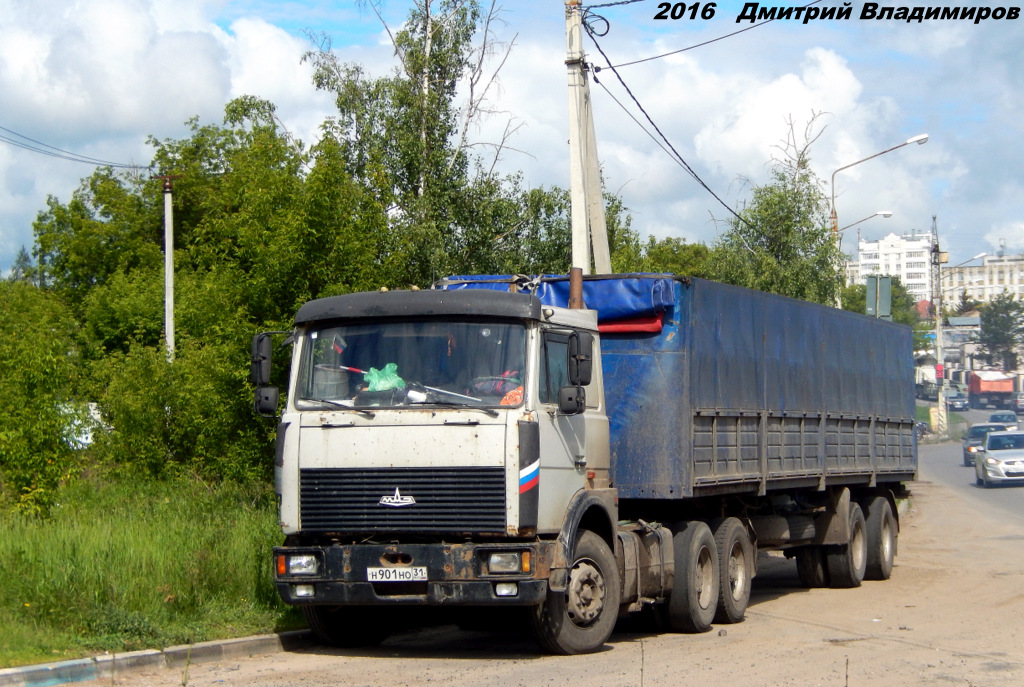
{"left": 364, "top": 363, "right": 406, "bottom": 392}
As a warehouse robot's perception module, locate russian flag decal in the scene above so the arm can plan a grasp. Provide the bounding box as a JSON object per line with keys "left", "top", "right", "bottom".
{"left": 519, "top": 461, "right": 539, "bottom": 493}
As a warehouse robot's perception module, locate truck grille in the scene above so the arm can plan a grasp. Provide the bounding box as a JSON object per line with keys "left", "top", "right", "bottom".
{"left": 299, "top": 467, "right": 507, "bottom": 534}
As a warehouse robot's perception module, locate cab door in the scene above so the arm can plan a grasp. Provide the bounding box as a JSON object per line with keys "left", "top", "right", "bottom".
{"left": 534, "top": 329, "right": 608, "bottom": 531}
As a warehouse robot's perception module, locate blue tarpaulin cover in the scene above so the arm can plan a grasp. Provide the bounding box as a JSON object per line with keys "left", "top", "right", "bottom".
{"left": 438, "top": 273, "right": 917, "bottom": 499}
{"left": 437, "top": 274, "right": 676, "bottom": 322}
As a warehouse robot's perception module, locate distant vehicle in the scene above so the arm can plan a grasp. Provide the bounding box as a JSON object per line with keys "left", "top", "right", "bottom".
{"left": 968, "top": 371, "right": 1014, "bottom": 409}
{"left": 1012, "top": 392, "right": 1024, "bottom": 415}
{"left": 975, "top": 431, "right": 1024, "bottom": 487}
{"left": 988, "top": 411, "right": 1019, "bottom": 430}
{"left": 916, "top": 382, "right": 939, "bottom": 401}
{"left": 963, "top": 423, "right": 1010, "bottom": 466}
{"left": 945, "top": 390, "right": 969, "bottom": 411}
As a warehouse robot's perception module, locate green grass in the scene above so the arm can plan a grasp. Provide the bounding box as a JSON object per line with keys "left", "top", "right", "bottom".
{"left": 0, "top": 475, "right": 302, "bottom": 668}
{"left": 915, "top": 404, "right": 969, "bottom": 439}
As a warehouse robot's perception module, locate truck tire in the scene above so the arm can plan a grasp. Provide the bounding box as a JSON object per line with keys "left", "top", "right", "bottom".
{"left": 661, "top": 521, "right": 719, "bottom": 633}
{"left": 826, "top": 502, "right": 867, "bottom": 588}
{"left": 862, "top": 496, "right": 896, "bottom": 581}
{"left": 795, "top": 546, "right": 829, "bottom": 588}
{"left": 529, "top": 529, "right": 620, "bottom": 655}
{"left": 303, "top": 605, "right": 391, "bottom": 647}
{"left": 710, "top": 517, "right": 753, "bottom": 624}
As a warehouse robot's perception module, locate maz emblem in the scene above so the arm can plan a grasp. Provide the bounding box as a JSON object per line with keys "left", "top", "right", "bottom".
{"left": 379, "top": 488, "right": 416, "bottom": 507}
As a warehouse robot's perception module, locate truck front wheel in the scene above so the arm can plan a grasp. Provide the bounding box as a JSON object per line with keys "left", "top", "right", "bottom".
{"left": 529, "top": 529, "right": 620, "bottom": 655}
{"left": 304, "top": 605, "right": 391, "bottom": 648}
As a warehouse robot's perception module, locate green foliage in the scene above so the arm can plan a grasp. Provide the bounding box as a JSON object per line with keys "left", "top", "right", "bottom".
{"left": 6, "top": 246, "right": 35, "bottom": 284}
{"left": 640, "top": 236, "right": 715, "bottom": 278}
{"left": 0, "top": 282, "right": 84, "bottom": 513}
{"left": 88, "top": 337, "right": 271, "bottom": 483}
{"left": 951, "top": 289, "right": 981, "bottom": 316}
{"left": 0, "top": 475, "right": 298, "bottom": 667}
{"left": 714, "top": 163, "right": 842, "bottom": 304}
{"left": 32, "top": 170, "right": 161, "bottom": 315}
{"left": 978, "top": 292, "right": 1024, "bottom": 369}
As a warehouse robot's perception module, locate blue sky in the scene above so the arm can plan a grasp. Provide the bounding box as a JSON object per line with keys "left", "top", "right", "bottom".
{"left": 2, "top": 0, "right": 1022, "bottom": 275}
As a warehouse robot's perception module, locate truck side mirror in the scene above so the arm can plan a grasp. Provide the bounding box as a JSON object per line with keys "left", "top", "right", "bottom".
{"left": 567, "top": 332, "right": 594, "bottom": 386}
{"left": 254, "top": 386, "right": 279, "bottom": 418}
{"left": 250, "top": 332, "right": 273, "bottom": 386}
{"left": 557, "top": 385, "right": 585, "bottom": 415}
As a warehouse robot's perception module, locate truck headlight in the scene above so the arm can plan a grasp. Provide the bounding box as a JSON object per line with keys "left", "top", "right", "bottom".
{"left": 488, "top": 551, "right": 531, "bottom": 574}
{"left": 277, "top": 554, "right": 319, "bottom": 576}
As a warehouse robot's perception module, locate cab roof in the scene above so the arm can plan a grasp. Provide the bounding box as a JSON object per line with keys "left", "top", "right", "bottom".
{"left": 294, "top": 289, "right": 543, "bottom": 325}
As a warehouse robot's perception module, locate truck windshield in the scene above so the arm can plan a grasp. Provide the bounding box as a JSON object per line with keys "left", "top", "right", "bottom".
{"left": 295, "top": 320, "right": 527, "bottom": 410}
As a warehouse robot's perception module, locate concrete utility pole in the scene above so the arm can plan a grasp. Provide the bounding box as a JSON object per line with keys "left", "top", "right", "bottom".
{"left": 154, "top": 175, "right": 182, "bottom": 362}
{"left": 931, "top": 215, "right": 948, "bottom": 437}
{"left": 565, "top": 0, "right": 611, "bottom": 274}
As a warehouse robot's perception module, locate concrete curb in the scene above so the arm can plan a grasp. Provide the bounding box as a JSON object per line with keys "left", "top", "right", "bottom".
{"left": 0, "top": 631, "right": 314, "bottom": 687}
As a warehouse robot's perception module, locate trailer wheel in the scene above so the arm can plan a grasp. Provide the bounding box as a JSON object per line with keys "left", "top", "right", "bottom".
{"left": 303, "top": 605, "right": 391, "bottom": 647}
{"left": 660, "top": 521, "right": 719, "bottom": 633}
{"left": 529, "top": 529, "right": 620, "bottom": 655}
{"left": 710, "top": 517, "right": 753, "bottom": 624}
{"left": 863, "top": 496, "right": 896, "bottom": 581}
{"left": 826, "top": 502, "right": 867, "bottom": 588}
{"left": 795, "top": 546, "right": 829, "bottom": 588}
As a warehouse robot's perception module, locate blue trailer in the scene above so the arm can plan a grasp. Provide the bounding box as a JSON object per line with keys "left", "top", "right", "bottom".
{"left": 255, "top": 273, "right": 917, "bottom": 655}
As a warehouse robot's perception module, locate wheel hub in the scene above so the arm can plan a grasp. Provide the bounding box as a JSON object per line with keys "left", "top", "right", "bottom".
{"left": 565, "top": 559, "right": 605, "bottom": 626}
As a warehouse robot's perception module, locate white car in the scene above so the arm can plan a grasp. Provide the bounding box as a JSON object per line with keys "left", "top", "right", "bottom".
{"left": 975, "top": 431, "right": 1024, "bottom": 488}
{"left": 988, "top": 411, "right": 1019, "bottom": 430}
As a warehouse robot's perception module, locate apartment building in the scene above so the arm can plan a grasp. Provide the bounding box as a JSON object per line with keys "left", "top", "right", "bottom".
{"left": 846, "top": 232, "right": 1024, "bottom": 306}
{"left": 940, "top": 253, "right": 1024, "bottom": 304}
{"left": 845, "top": 231, "right": 934, "bottom": 303}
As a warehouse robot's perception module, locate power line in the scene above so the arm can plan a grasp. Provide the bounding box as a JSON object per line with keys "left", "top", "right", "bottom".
{"left": 0, "top": 125, "right": 147, "bottom": 170}
{"left": 586, "top": 0, "right": 647, "bottom": 8}
{"left": 582, "top": 24, "right": 749, "bottom": 226}
{"left": 604, "top": 0, "right": 824, "bottom": 69}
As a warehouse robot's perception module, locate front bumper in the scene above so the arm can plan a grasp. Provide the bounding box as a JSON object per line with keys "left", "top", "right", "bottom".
{"left": 982, "top": 461, "right": 1024, "bottom": 483}
{"left": 275, "top": 541, "right": 556, "bottom": 606}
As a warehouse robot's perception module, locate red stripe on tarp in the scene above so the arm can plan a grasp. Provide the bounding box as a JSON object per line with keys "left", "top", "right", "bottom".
{"left": 598, "top": 313, "right": 663, "bottom": 333}
{"left": 520, "top": 475, "right": 539, "bottom": 493}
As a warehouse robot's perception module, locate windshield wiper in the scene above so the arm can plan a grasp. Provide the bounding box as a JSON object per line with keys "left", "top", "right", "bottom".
{"left": 423, "top": 399, "right": 499, "bottom": 418}
{"left": 308, "top": 398, "right": 375, "bottom": 418}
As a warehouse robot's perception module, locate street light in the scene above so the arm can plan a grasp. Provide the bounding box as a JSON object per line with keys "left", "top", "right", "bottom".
{"left": 830, "top": 134, "right": 929, "bottom": 234}
{"left": 828, "top": 134, "right": 927, "bottom": 308}
{"left": 837, "top": 210, "right": 893, "bottom": 234}
{"left": 939, "top": 252, "right": 987, "bottom": 295}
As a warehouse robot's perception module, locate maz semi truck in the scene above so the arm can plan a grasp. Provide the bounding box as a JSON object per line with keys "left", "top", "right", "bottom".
{"left": 251, "top": 273, "right": 917, "bottom": 655}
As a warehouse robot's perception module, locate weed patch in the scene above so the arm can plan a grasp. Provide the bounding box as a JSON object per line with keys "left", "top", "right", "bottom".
{"left": 0, "top": 474, "right": 302, "bottom": 668}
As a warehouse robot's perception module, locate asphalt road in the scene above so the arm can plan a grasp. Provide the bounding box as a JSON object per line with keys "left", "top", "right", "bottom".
{"left": 919, "top": 418, "right": 1024, "bottom": 526}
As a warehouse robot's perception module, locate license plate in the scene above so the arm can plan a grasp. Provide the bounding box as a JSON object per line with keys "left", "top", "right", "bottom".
{"left": 367, "top": 566, "right": 427, "bottom": 582}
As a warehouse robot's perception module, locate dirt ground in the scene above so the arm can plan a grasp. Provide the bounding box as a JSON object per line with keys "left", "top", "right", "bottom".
{"left": 108, "top": 452, "right": 1024, "bottom": 687}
